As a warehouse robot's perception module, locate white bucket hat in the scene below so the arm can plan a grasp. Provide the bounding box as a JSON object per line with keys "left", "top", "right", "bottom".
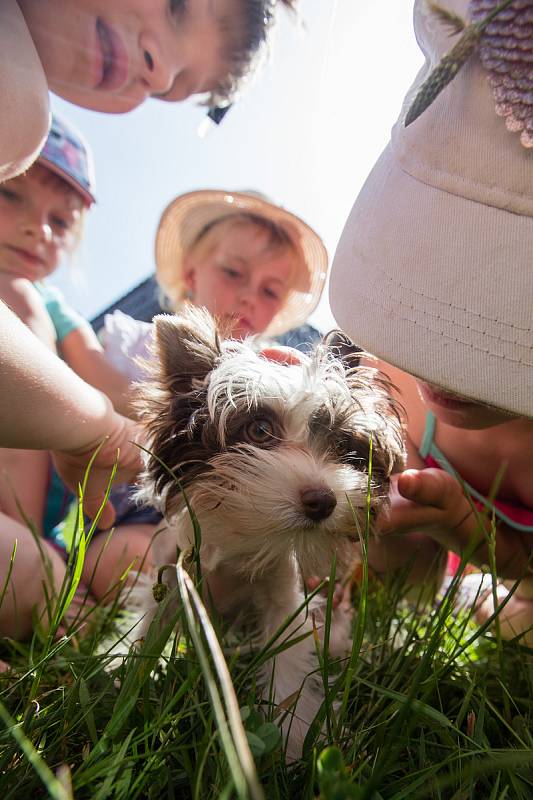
{"left": 330, "top": 0, "right": 533, "bottom": 417}
{"left": 155, "top": 189, "right": 328, "bottom": 337}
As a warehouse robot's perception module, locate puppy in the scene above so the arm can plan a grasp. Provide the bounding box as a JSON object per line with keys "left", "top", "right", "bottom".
{"left": 133, "top": 306, "right": 404, "bottom": 760}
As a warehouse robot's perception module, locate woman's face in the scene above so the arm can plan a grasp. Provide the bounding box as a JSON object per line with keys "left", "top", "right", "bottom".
{"left": 18, "top": 0, "right": 238, "bottom": 113}
{"left": 185, "top": 221, "right": 295, "bottom": 338}
{"left": 416, "top": 381, "right": 517, "bottom": 430}
{"left": 0, "top": 164, "right": 83, "bottom": 282}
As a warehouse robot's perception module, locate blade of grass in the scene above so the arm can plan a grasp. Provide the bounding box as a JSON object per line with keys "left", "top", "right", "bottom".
{"left": 175, "top": 553, "right": 265, "bottom": 800}
{"left": 337, "top": 435, "right": 373, "bottom": 735}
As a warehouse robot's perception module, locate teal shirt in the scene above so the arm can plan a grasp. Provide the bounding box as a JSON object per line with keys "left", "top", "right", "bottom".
{"left": 34, "top": 281, "right": 85, "bottom": 343}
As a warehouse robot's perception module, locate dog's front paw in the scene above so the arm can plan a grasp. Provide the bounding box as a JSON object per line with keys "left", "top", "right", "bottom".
{"left": 305, "top": 577, "right": 353, "bottom": 659}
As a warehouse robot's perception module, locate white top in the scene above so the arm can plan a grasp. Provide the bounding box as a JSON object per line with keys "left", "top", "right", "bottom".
{"left": 99, "top": 310, "right": 154, "bottom": 382}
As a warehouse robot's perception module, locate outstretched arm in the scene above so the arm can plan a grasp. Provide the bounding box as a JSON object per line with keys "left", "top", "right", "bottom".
{"left": 0, "top": 301, "right": 142, "bottom": 524}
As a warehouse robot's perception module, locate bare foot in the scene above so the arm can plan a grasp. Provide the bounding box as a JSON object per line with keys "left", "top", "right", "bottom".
{"left": 305, "top": 576, "right": 354, "bottom": 658}
{"left": 306, "top": 576, "right": 349, "bottom": 609}
{"left": 475, "top": 583, "right": 533, "bottom": 645}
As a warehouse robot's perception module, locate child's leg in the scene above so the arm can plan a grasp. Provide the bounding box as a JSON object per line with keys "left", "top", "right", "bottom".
{"left": 0, "top": 510, "right": 67, "bottom": 639}
{"left": 83, "top": 523, "right": 162, "bottom": 601}
{"left": 0, "top": 448, "right": 49, "bottom": 529}
{"left": 476, "top": 576, "right": 533, "bottom": 645}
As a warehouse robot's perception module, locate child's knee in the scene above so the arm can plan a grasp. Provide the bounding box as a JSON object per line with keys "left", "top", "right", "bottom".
{"left": 83, "top": 523, "right": 160, "bottom": 600}
{"left": 503, "top": 576, "right": 533, "bottom": 600}
{"left": 476, "top": 583, "right": 533, "bottom": 645}
{"left": 0, "top": 534, "right": 66, "bottom": 639}
{"left": 0, "top": 448, "right": 49, "bottom": 526}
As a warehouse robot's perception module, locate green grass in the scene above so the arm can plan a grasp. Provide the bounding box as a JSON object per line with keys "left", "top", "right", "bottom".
{"left": 0, "top": 504, "right": 532, "bottom": 798}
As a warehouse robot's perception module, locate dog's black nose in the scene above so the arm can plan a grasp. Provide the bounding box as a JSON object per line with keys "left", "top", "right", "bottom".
{"left": 300, "top": 488, "right": 337, "bottom": 522}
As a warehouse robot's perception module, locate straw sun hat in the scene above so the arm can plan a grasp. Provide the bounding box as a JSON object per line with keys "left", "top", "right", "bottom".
{"left": 330, "top": 0, "right": 533, "bottom": 418}
{"left": 155, "top": 189, "right": 328, "bottom": 336}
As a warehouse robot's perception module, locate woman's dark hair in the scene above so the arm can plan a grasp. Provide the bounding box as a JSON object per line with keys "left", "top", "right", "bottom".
{"left": 207, "top": 0, "right": 296, "bottom": 107}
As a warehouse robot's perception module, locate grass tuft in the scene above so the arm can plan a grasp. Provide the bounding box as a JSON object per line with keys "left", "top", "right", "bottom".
{"left": 0, "top": 467, "right": 532, "bottom": 798}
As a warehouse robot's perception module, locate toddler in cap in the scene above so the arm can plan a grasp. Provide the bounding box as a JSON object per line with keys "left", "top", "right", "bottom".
{"left": 330, "top": 0, "right": 533, "bottom": 642}
{"left": 0, "top": 114, "right": 136, "bottom": 637}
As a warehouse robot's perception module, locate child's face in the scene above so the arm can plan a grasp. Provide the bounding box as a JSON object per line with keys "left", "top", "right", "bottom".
{"left": 19, "top": 0, "right": 240, "bottom": 113}
{"left": 0, "top": 164, "right": 83, "bottom": 282}
{"left": 416, "top": 380, "right": 517, "bottom": 430}
{"left": 184, "top": 221, "right": 295, "bottom": 338}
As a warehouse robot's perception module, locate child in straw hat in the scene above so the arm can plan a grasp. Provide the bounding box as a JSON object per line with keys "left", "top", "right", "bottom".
{"left": 157, "top": 188, "right": 327, "bottom": 336}
{"left": 84, "top": 188, "right": 328, "bottom": 600}
{"left": 330, "top": 0, "right": 533, "bottom": 643}
{"left": 100, "top": 188, "right": 328, "bottom": 380}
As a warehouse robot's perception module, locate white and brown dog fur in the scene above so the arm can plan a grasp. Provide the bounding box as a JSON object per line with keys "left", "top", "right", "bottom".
{"left": 132, "top": 306, "right": 404, "bottom": 760}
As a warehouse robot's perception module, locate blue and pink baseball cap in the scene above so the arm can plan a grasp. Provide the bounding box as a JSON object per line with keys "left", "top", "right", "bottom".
{"left": 38, "top": 114, "right": 96, "bottom": 207}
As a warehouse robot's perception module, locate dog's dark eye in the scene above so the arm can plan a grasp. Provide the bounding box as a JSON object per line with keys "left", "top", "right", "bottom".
{"left": 333, "top": 436, "right": 369, "bottom": 466}
{"left": 244, "top": 419, "right": 276, "bottom": 445}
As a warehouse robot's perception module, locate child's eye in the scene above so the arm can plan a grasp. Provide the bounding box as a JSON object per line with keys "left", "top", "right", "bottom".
{"left": 263, "top": 287, "right": 280, "bottom": 301}
{"left": 50, "top": 215, "right": 71, "bottom": 233}
{"left": 0, "top": 188, "right": 20, "bottom": 202}
{"left": 222, "top": 266, "right": 242, "bottom": 280}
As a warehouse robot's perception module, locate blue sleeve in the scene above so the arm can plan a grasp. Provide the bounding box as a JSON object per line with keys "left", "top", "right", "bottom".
{"left": 34, "top": 282, "right": 87, "bottom": 343}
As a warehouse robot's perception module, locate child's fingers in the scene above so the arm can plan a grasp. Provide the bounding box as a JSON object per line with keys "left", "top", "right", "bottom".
{"left": 378, "top": 495, "right": 428, "bottom": 534}
{"left": 259, "top": 346, "right": 304, "bottom": 365}
{"left": 83, "top": 492, "right": 116, "bottom": 530}
{"left": 378, "top": 470, "right": 467, "bottom": 535}
{"left": 396, "top": 468, "right": 458, "bottom": 509}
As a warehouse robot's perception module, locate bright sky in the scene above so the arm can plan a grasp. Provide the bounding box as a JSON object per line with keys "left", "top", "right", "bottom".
{"left": 50, "top": 0, "right": 423, "bottom": 333}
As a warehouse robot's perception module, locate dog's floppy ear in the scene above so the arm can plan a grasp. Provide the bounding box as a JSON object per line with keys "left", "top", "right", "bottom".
{"left": 152, "top": 306, "right": 222, "bottom": 389}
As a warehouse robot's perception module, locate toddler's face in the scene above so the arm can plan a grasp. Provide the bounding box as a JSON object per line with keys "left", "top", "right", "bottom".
{"left": 0, "top": 164, "right": 83, "bottom": 282}
{"left": 19, "top": 0, "right": 240, "bottom": 113}
{"left": 184, "top": 222, "right": 295, "bottom": 338}
{"left": 416, "top": 380, "right": 517, "bottom": 430}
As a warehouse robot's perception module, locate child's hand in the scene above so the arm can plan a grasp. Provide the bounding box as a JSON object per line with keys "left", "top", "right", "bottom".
{"left": 260, "top": 346, "right": 305, "bottom": 366}
{"left": 378, "top": 468, "right": 473, "bottom": 542}
{"left": 52, "top": 416, "right": 143, "bottom": 529}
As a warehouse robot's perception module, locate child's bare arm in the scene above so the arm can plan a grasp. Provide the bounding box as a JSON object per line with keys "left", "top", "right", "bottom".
{"left": 60, "top": 325, "right": 134, "bottom": 417}
{"left": 0, "top": 0, "right": 49, "bottom": 182}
